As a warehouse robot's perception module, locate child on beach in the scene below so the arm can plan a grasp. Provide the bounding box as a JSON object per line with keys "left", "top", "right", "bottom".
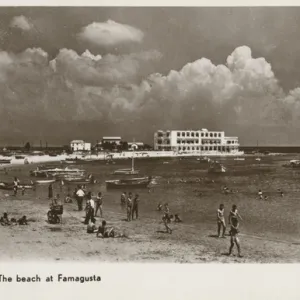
{"left": 162, "top": 213, "right": 173, "bottom": 234}
{"left": 174, "top": 214, "right": 182, "bottom": 223}
{"left": 228, "top": 217, "right": 242, "bottom": 258}
{"left": 120, "top": 192, "right": 127, "bottom": 205}
{"left": 217, "top": 204, "right": 226, "bottom": 238}
{"left": 21, "top": 186, "right": 25, "bottom": 196}
{"left": 0, "top": 213, "right": 10, "bottom": 226}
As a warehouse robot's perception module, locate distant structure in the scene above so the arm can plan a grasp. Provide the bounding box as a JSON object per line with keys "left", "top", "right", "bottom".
{"left": 128, "top": 142, "right": 144, "bottom": 151}
{"left": 101, "top": 137, "right": 122, "bottom": 145}
{"left": 70, "top": 140, "right": 91, "bottom": 152}
{"left": 153, "top": 129, "right": 240, "bottom": 154}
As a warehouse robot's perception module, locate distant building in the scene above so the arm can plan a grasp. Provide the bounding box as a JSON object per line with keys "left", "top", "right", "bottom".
{"left": 101, "top": 137, "right": 122, "bottom": 145}
{"left": 153, "top": 129, "right": 240, "bottom": 153}
{"left": 70, "top": 140, "right": 91, "bottom": 152}
{"left": 128, "top": 142, "right": 144, "bottom": 150}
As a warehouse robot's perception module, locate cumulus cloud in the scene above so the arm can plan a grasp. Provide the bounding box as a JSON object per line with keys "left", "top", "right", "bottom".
{"left": 10, "top": 15, "right": 33, "bottom": 31}
{"left": 78, "top": 20, "right": 144, "bottom": 47}
{"left": 50, "top": 48, "right": 161, "bottom": 86}
{"left": 1, "top": 44, "right": 300, "bottom": 144}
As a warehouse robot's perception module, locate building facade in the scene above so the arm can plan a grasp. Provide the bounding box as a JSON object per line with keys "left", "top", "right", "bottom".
{"left": 153, "top": 129, "right": 240, "bottom": 153}
{"left": 101, "top": 137, "right": 122, "bottom": 145}
{"left": 70, "top": 140, "right": 91, "bottom": 152}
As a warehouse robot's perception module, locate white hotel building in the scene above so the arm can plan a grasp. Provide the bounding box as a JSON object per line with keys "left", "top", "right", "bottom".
{"left": 154, "top": 129, "right": 241, "bottom": 154}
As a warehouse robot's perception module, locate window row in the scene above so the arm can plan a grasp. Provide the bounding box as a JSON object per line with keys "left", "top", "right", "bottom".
{"left": 177, "top": 132, "right": 222, "bottom": 138}
{"left": 178, "top": 146, "right": 233, "bottom": 151}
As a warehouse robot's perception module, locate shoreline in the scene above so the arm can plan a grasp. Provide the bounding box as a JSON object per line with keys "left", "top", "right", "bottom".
{"left": 0, "top": 150, "right": 290, "bottom": 171}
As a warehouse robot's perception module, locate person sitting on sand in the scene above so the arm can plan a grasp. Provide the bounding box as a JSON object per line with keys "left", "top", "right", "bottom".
{"left": 228, "top": 217, "right": 242, "bottom": 258}
{"left": 162, "top": 214, "right": 174, "bottom": 234}
{"left": 264, "top": 195, "right": 269, "bottom": 201}
{"left": 96, "top": 220, "right": 114, "bottom": 238}
{"left": 217, "top": 204, "right": 226, "bottom": 238}
{"left": 228, "top": 205, "right": 242, "bottom": 225}
{"left": 174, "top": 214, "right": 182, "bottom": 223}
{"left": 18, "top": 216, "right": 28, "bottom": 225}
{"left": 87, "top": 220, "right": 98, "bottom": 234}
{"left": 157, "top": 203, "right": 163, "bottom": 211}
{"left": 0, "top": 213, "right": 10, "bottom": 226}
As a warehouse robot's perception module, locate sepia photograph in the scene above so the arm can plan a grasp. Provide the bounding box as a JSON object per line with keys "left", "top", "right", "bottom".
{"left": 0, "top": 6, "right": 300, "bottom": 264}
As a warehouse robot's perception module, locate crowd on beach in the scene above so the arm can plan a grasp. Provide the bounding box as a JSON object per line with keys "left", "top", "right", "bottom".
{"left": 0, "top": 173, "right": 287, "bottom": 258}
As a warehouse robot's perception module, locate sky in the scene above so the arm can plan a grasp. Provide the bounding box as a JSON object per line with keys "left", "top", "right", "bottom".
{"left": 1, "top": 7, "right": 300, "bottom": 145}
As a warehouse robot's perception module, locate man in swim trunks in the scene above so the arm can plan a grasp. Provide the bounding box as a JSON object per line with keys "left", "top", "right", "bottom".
{"left": 217, "top": 204, "right": 226, "bottom": 238}
{"left": 228, "top": 205, "right": 242, "bottom": 225}
{"left": 126, "top": 192, "right": 133, "bottom": 222}
{"left": 228, "top": 217, "right": 242, "bottom": 257}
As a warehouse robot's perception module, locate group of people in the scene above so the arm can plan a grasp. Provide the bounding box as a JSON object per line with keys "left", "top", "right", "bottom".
{"left": 258, "top": 188, "right": 284, "bottom": 200}
{"left": 0, "top": 212, "right": 28, "bottom": 226}
{"left": 217, "top": 204, "right": 243, "bottom": 257}
{"left": 120, "top": 192, "right": 139, "bottom": 222}
{"left": 48, "top": 183, "right": 104, "bottom": 224}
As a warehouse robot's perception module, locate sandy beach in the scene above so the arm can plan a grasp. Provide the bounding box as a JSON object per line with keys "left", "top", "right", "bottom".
{"left": 0, "top": 155, "right": 299, "bottom": 263}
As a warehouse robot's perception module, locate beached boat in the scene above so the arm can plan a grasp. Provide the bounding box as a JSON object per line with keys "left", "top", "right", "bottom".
{"left": 113, "top": 153, "right": 139, "bottom": 175}
{"left": 234, "top": 157, "right": 245, "bottom": 161}
{"left": 255, "top": 158, "right": 261, "bottom": 161}
{"left": 35, "top": 179, "right": 56, "bottom": 184}
{"left": 0, "top": 181, "right": 34, "bottom": 189}
{"left": 15, "top": 155, "right": 26, "bottom": 159}
{"left": 63, "top": 177, "right": 96, "bottom": 184}
{"left": 282, "top": 160, "right": 300, "bottom": 168}
{"left": 106, "top": 176, "right": 151, "bottom": 189}
{"left": 0, "top": 158, "right": 11, "bottom": 164}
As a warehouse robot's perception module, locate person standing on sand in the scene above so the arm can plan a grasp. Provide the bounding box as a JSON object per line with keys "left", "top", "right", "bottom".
{"left": 13, "top": 177, "right": 19, "bottom": 196}
{"left": 228, "top": 217, "right": 242, "bottom": 257}
{"left": 48, "top": 183, "right": 53, "bottom": 200}
{"left": 217, "top": 204, "right": 226, "bottom": 238}
{"left": 132, "top": 194, "right": 139, "bottom": 220}
{"left": 228, "top": 205, "right": 242, "bottom": 225}
{"left": 258, "top": 189, "right": 263, "bottom": 200}
{"left": 162, "top": 213, "right": 173, "bottom": 234}
{"left": 84, "top": 193, "right": 95, "bottom": 224}
{"left": 76, "top": 186, "right": 85, "bottom": 211}
{"left": 126, "top": 192, "right": 133, "bottom": 221}
{"left": 94, "top": 192, "right": 103, "bottom": 218}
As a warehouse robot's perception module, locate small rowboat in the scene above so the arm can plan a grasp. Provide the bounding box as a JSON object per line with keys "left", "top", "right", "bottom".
{"left": 35, "top": 179, "right": 56, "bottom": 184}
{"left": 0, "top": 159, "right": 11, "bottom": 164}
{"left": 106, "top": 176, "right": 152, "bottom": 189}
{"left": 0, "top": 182, "right": 34, "bottom": 190}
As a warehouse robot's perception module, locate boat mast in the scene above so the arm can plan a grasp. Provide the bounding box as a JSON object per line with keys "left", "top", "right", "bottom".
{"left": 132, "top": 138, "right": 135, "bottom": 171}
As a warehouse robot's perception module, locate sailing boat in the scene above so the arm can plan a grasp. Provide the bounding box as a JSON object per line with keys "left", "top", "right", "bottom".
{"left": 113, "top": 149, "right": 140, "bottom": 175}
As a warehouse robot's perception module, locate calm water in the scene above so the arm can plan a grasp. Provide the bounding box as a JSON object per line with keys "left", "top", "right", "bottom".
{"left": 2, "top": 155, "right": 300, "bottom": 242}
